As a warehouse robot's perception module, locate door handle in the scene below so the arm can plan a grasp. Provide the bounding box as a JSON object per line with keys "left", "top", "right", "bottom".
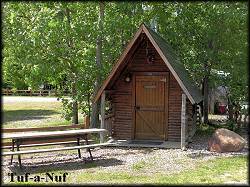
{"left": 135, "top": 106, "right": 140, "bottom": 110}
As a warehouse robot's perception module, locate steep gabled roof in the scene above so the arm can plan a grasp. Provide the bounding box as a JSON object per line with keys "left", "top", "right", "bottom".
{"left": 94, "top": 23, "right": 203, "bottom": 104}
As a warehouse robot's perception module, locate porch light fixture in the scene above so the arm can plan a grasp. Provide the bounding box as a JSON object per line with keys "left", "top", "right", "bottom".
{"left": 146, "top": 53, "right": 155, "bottom": 64}
{"left": 124, "top": 73, "right": 131, "bottom": 83}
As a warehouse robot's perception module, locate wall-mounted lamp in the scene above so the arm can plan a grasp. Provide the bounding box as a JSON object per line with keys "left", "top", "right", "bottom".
{"left": 124, "top": 73, "right": 132, "bottom": 83}
{"left": 146, "top": 53, "right": 155, "bottom": 64}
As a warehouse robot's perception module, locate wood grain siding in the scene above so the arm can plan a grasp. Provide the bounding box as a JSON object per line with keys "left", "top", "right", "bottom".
{"left": 168, "top": 74, "right": 182, "bottom": 141}
{"left": 110, "top": 37, "right": 194, "bottom": 141}
{"left": 111, "top": 38, "right": 168, "bottom": 140}
{"left": 127, "top": 41, "right": 169, "bottom": 72}
{"left": 112, "top": 78, "right": 132, "bottom": 139}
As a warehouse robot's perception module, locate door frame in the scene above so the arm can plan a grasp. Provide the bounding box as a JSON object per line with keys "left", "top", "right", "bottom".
{"left": 131, "top": 71, "right": 169, "bottom": 140}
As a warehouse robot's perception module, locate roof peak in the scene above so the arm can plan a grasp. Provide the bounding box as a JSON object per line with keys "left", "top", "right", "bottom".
{"left": 94, "top": 23, "right": 203, "bottom": 104}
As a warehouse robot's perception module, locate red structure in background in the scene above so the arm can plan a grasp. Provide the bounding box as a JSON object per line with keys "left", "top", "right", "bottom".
{"left": 218, "top": 104, "right": 227, "bottom": 114}
{"left": 215, "top": 102, "right": 227, "bottom": 115}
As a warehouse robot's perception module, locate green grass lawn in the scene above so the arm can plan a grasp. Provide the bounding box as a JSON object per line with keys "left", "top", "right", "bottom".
{"left": 8, "top": 156, "right": 248, "bottom": 185}
{"left": 3, "top": 101, "right": 84, "bottom": 129}
{"left": 73, "top": 156, "right": 247, "bottom": 185}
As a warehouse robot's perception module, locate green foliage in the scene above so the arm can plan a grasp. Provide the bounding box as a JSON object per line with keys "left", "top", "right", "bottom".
{"left": 3, "top": 2, "right": 98, "bottom": 120}
{"left": 196, "top": 123, "right": 216, "bottom": 136}
{"left": 226, "top": 120, "right": 240, "bottom": 133}
{"left": 3, "top": 2, "right": 248, "bottom": 121}
{"left": 61, "top": 98, "right": 73, "bottom": 121}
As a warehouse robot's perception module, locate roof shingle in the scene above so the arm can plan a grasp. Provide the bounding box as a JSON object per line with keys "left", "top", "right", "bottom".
{"left": 144, "top": 24, "right": 203, "bottom": 103}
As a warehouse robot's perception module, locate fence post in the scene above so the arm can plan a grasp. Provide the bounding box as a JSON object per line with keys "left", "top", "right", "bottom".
{"left": 181, "top": 94, "right": 187, "bottom": 150}
{"left": 100, "top": 91, "right": 106, "bottom": 143}
{"left": 84, "top": 115, "right": 90, "bottom": 129}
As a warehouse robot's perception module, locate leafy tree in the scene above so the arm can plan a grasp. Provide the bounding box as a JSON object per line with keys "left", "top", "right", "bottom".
{"left": 3, "top": 2, "right": 99, "bottom": 123}
{"left": 146, "top": 2, "right": 248, "bottom": 124}
{"left": 3, "top": 2, "right": 247, "bottom": 127}
{"left": 90, "top": 1, "right": 105, "bottom": 128}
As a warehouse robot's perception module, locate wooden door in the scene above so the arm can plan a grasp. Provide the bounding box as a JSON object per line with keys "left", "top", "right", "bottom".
{"left": 134, "top": 75, "right": 167, "bottom": 140}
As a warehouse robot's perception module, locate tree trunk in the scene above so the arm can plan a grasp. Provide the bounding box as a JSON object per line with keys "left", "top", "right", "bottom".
{"left": 203, "top": 74, "right": 209, "bottom": 124}
{"left": 65, "top": 7, "right": 78, "bottom": 124}
{"left": 87, "top": 93, "right": 91, "bottom": 117}
{"left": 202, "top": 39, "right": 215, "bottom": 124}
{"left": 90, "top": 86, "right": 100, "bottom": 128}
{"left": 72, "top": 80, "right": 78, "bottom": 124}
{"left": 90, "top": 1, "right": 105, "bottom": 128}
{"left": 227, "top": 96, "right": 234, "bottom": 121}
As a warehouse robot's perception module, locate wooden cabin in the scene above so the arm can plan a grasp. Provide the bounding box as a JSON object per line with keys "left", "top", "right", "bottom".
{"left": 94, "top": 24, "right": 203, "bottom": 148}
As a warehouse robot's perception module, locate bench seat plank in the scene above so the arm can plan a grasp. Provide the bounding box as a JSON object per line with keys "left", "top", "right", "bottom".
{"left": 2, "top": 143, "right": 113, "bottom": 156}
{"left": 2, "top": 139, "right": 94, "bottom": 149}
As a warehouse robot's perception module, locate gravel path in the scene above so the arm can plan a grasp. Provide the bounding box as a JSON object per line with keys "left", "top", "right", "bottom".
{"left": 2, "top": 133, "right": 248, "bottom": 184}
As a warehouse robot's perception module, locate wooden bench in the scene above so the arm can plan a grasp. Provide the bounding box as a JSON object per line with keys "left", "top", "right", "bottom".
{"left": 2, "top": 143, "right": 112, "bottom": 156}
{"left": 2, "top": 139, "right": 92, "bottom": 149}
{"left": 2, "top": 128, "right": 112, "bottom": 168}
{"left": 2, "top": 124, "right": 90, "bottom": 148}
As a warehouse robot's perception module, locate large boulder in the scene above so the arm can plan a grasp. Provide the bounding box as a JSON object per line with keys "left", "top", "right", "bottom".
{"left": 208, "top": 128, "right": 246, "bottom": 153}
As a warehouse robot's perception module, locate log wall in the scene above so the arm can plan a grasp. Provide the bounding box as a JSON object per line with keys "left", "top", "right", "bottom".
{"left": 168, "top": 74, "right": 182, "bottom": 141}
{"left": 110, "top": 36, "right": 194, "bottom": 141}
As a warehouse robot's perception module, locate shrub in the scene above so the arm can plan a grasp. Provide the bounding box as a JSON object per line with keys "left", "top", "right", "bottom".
{"left": 226, "top": 120, "right": 240, "bottom": 132}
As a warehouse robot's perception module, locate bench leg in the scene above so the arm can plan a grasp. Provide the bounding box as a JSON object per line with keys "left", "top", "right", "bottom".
{"left": 84, "top": 135, "right": 93, "bottom": 161}
{"left": 10, "top": 139, "right": 15, "bottom": 165}
{"left": 77, "top": 137, "right": 81, "bottom": 158}
{"left": 16, "top": 140, "right": 22, "bottom": 168}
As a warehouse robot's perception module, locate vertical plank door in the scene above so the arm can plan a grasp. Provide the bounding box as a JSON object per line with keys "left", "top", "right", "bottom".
{"left": 134, "top": 75, "right": 167, "bottom": 140}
